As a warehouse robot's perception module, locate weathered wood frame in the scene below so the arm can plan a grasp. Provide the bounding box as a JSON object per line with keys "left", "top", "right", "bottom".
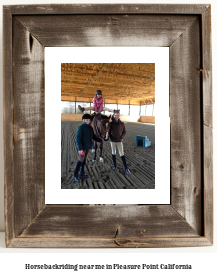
{"left": 3, "top": 4, "right": 212, "bottom": 248}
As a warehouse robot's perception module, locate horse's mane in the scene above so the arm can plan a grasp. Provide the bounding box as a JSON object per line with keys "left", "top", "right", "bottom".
{"left": 95, "top": 113, "right": 101, "bottom": 121}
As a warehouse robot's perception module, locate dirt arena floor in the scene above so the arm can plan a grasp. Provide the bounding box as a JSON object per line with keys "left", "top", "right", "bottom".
{"left": 61, "top": 121, "right": 155, "bottom": 189}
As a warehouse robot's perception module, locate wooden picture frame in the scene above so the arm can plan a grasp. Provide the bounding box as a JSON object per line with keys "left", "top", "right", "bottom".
{"left": 3, "top": 4, "right": 213, "bottom": 248}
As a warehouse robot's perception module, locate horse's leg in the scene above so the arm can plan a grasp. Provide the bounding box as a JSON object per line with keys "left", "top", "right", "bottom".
{"left": 99, "top": 142, "right": 104, "bottom": 163}
{"left": 92, "top": 141, "right": 97, "bottom": 162}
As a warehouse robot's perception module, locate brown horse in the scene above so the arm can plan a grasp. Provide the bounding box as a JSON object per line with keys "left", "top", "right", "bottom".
{"left": 91, "top": 113, "right": 111, "bottom": 162}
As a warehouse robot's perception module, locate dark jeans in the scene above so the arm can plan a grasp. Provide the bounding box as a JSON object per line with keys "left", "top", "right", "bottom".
{"left": 78, "top": 150, "right": 89, "bottom": 162}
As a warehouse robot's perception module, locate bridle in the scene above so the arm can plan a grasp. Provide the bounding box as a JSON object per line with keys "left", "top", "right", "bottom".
{"left": 94, "top": 116, "right": 110, "bottom": 141}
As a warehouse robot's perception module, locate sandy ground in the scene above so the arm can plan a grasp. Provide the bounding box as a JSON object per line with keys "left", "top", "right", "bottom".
{"left": 61, "top": 121, "right": 155, "bottom": 189}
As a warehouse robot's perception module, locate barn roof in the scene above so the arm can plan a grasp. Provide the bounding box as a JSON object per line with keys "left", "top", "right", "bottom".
{"left": 61, "top": 63, "right": 155, "bottom": 105}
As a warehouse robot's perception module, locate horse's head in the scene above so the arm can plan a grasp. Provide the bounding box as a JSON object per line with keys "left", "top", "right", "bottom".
{"left": 94, "top": 113, "right": 111, "bottom": 141}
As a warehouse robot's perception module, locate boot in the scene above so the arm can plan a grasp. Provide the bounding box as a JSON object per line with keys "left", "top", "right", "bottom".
{"left": 112, "top": 154, "right": 117, "bottom": 171}
{"left": 73, "top": 161, "right": 82, "bottom": 182}
{"left": 79, "top": 160, "right": 89, "bottom": 178}
{"left": 121, "top": 155, "right": 131, "bottom": 175}
{"left": 78, "top": 105, "right": 84, "bottom": 112}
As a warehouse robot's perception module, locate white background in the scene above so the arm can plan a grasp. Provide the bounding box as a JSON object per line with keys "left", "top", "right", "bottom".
{"left": 45, "top": 47, "right": 170, "bottom": 204}
{"left": 0, "top": 0, "right": 216, "bottom": 277}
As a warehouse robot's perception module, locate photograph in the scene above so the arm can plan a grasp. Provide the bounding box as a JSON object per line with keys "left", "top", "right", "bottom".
{"left": 61, "top": 63, "right": 155, "bottom": 189}
{"left": 2, "top": 1, "right": 213, "bottom": 256}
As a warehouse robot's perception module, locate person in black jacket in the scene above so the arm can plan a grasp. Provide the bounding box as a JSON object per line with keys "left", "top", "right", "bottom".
{"left": 73, "top": 114, "right": 103, "bottom": 182}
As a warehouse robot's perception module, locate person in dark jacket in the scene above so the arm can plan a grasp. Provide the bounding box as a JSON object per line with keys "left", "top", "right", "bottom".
{"left": 109, "top": 111, "right": 131, "bottom": 175}
{"left": 73, "top": 114, "right": 103, "bottom": 182}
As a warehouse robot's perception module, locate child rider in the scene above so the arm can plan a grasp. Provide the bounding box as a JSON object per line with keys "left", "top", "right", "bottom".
{"left": 78, "top": 90, "right": 119, "bottom": 114}
{"left": 73, "top": 114, "right": 104, "bottom": 182}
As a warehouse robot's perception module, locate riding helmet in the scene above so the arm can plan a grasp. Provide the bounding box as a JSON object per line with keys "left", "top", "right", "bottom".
{"left": 82, "top": 114, "right": 92, "bottom": 120}
{"left": 96, "top": 90, "right": 102, "bottom": 95}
